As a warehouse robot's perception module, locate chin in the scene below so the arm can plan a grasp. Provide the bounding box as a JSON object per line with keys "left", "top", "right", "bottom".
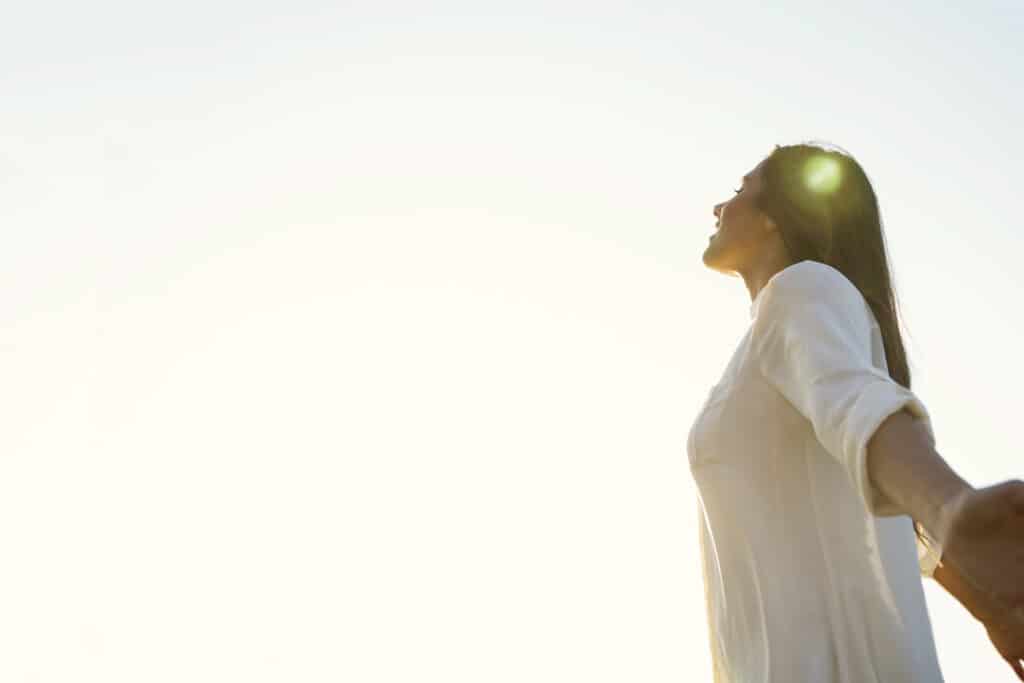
{"left": 702, "top": 252, "right": 735, "bottom": 275}
{"left": 702, "top": 247, "right": 721, "bottom": 269}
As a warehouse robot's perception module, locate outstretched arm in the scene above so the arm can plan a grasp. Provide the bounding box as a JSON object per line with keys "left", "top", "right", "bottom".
{"left": 867, "top": 407, "right": 1024, "bottom": 678}
{"left": 865, "top": 408, "right": 971, "bottom": 549}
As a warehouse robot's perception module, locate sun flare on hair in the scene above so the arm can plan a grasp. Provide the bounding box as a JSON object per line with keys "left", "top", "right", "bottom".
{"left": 803, "top": 155, "right": 842, "bottom": 194}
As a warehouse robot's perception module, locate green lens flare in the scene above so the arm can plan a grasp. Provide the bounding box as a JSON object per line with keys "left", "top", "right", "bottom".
{"left": 803, "top": 156, "right": 842, "bottom": 194}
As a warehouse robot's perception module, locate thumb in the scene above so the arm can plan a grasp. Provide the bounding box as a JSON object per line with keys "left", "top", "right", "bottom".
{"left": 1007, "top": 657, "right": 1024, "bottom": 683}
{"left": 1009, "top": 479, "right": 1024, "bottom": 515}
{"left": 990, "top": 479, "right": 1024, "bottom": 515}
{"left": 950, "top": 485, "right": 1005, "bottom": 534}
{"left": 983, "top": 479, "right": 1024, "bottom": 512}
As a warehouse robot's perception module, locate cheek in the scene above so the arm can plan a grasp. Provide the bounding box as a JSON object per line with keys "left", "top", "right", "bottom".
{"left": 731, "top": 203, "right": 762, "bottom": 236}
{"left": 722, "top": 200, "right": 750, "bottom": 227}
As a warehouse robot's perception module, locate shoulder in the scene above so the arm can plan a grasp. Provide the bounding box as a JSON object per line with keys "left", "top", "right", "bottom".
{"left": 757, "top": 260, "right": 868, "bottom": 327}
{"left": 761, "top": 260, "right": 864, "bottom": 313}
{"left": 769, "top": 260, "right": 855, "bottom": 300}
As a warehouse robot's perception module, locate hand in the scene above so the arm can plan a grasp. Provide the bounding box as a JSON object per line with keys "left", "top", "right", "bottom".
{"left": 981, "top": 606, "right": 1024, "bottom": 682}
{"left": 942, "top": 479, "right": 1024, "bottom": 609}
{"left": 932, "top": 536, "right": 1024, "bottom": 680}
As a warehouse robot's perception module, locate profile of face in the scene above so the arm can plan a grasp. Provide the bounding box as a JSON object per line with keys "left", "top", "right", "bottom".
{"left": 703, "top": 157, "right": 784, "bottom": 276}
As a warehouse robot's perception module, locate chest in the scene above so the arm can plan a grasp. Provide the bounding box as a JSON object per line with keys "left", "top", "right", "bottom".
{"left": 687, "top": 335, "right": 806, "bottom": 471}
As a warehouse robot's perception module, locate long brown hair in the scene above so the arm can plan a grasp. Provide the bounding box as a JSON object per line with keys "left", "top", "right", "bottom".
{"left": 754, "top": 141, "right": 931, "bottom": 546}
{"left": 755, "top": 142, "right": 911, "bottom": 388}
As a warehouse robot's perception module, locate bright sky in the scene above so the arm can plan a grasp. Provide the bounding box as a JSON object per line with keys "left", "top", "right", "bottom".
{"left": 3, "top": 1, "right": 1022, "bottom": 680}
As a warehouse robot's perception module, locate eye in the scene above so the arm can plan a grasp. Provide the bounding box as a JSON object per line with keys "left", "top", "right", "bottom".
{"left": 733, "top": 187, "right": 742, "bottom": 194}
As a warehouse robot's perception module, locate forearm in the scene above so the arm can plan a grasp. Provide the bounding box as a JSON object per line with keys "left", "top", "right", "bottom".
{"left": 865, "top": 407, "right": 974, "bottom": 544}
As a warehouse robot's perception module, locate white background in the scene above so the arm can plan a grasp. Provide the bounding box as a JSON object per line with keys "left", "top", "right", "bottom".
{"left": 2, "top": 1, "right": 1022, "bottom": 680}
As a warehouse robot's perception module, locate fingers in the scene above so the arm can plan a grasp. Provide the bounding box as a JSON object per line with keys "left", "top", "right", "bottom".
{"left": 1008, "top": 656, "right": 1024, "bottom": 683}
{"left": 993, "top": 478, "right": 1024, "bottom": 514}
{"left": 1012, "top": 479, "right": 1024, "bottom": 515}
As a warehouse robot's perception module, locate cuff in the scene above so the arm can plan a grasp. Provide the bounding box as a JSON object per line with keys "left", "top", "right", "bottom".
{"left": 915, "top": 522, "right": 944, "bottom": 578}
{"left": 845, "top": 377, "right": 936, "bottom": 518}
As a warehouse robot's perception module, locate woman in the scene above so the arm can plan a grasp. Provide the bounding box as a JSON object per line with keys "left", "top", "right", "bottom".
{"left": 688, "top": 141, "right": 1024, "bottom": 682}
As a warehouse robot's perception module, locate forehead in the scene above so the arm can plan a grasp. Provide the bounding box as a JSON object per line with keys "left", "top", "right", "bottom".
{"left": 743, "top": 159, "right": 768, "bottom": 184}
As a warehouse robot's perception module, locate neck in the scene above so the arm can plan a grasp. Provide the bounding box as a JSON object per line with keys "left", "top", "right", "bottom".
{"left": 741, "top": 252, "right": 797, "bottom": 304}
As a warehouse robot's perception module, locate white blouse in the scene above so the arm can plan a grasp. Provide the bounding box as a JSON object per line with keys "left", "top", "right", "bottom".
{"left": 688, "top": 259, "right": 945, "bottom": 682}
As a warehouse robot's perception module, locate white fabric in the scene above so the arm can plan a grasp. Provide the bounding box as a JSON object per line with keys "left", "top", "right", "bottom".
{"left": 687, "top": 260, "right": 945, "bottom": 682}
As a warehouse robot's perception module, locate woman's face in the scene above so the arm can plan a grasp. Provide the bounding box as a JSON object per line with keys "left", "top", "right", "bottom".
{"left": 703, "top": 158, "right": 777, "bottom": 275}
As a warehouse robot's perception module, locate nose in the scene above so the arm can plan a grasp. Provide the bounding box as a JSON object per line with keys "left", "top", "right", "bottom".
{"left": 713, "top": 203, "right": 723, "bottom": 219}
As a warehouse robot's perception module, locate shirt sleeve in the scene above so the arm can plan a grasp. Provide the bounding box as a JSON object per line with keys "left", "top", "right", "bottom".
{"left": 750, "top": 263, "right": 936, "bottom": 518}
